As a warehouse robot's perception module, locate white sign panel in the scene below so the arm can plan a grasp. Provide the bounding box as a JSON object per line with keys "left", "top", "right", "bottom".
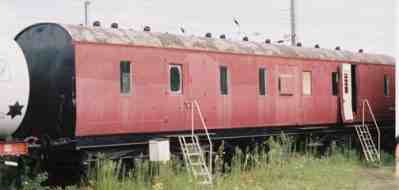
{"left": 340, "top": 63, "right": 353, "bottom": 122}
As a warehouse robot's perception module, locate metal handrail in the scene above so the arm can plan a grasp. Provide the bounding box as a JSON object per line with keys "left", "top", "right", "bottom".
{"left": 191, "top": 100, "right": 213, "bottom": 174}
{"left": 362, "top": 99, "right": 381, "bottom": 160}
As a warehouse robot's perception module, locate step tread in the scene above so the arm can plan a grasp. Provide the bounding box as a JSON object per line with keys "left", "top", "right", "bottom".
{"left": 187, "top": 152, "right": 202, "bottom": 156}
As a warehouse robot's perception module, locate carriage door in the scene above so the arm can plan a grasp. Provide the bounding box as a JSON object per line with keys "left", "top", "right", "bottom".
{"left": 184, "top": 54, "right": 219, "bottom": 130}
{"left": 340, "top": 63, "right": 354, "bottom": 122}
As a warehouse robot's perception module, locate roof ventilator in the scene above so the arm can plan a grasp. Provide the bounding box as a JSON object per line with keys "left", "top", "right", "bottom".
{"left": 93, "top": 21, "right": 101, "bottom": 27}
{"left": 111, "top": 23, "right": 119, "bottom": 29}
{"left": 144, "top": 26, "right": 151, "bottom": 32}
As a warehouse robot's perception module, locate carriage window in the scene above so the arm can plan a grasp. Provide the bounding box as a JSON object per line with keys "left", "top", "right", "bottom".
{"left": 220, "top": 66, "right": 228, "bottom": 95}
{"left": 120, "top": 61, "right": 131, "bottom": 94}
{"left": 259, "top": 68, "right": 267, "bottom": 95}
{"left": 302, "top": 71, "right": 312, "bottom": 95}
{"left": 332, "top": 72, "right": 338, "bottom": 96}
{"left": 384, "top": 75, "right": 389, "bottom": 96}
{"left": 170, "top": 64, "right": 182, "bottom": 94}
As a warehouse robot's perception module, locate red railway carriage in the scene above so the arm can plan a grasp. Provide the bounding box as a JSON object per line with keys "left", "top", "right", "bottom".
{"left": 10, "top": 23, "right": 395, "bottom": 148}
{"left": 0, "top": 22, "right": 393, "bottom": 186}
{"left": 71, "top": 25, "right": 394, "bottom": 137}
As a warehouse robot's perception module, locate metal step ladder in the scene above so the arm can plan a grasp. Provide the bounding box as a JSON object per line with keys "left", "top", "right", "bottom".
{"left": 354, "top": 99, "right": 381, "bottom": 163}
{"left": 178, "top": 100, "right": 213, "bottom": 186}
{"left": 178, "top": 135, "right": 212, "bottom": 185}
{"left": 354, "top": 124, "right": 380, "bottom": 162}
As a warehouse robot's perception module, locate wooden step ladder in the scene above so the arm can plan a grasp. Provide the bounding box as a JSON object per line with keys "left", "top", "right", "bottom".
{"left": 178, "top": 100, "right": 213, "bottom": 186}
{"left": 354, "top": 99, "right": 381, "bottom": 163}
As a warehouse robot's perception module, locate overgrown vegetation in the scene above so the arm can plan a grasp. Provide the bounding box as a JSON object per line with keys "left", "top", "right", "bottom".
{"left": 1, "top": 136, "right": 397, "bottom": 190}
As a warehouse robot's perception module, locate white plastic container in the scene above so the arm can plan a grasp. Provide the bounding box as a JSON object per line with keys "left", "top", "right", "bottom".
{"left": 149, "top": 139, "right": 170, "bottom": 162}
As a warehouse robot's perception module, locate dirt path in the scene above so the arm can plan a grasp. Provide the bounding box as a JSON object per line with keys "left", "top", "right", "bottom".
{"left": 357, "top": 167, "right": 399, "bottom": 190}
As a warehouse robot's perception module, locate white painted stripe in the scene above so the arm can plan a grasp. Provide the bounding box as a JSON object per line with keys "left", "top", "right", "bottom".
{"left": 4, "top": 161, "right": 18, "bottom": 167}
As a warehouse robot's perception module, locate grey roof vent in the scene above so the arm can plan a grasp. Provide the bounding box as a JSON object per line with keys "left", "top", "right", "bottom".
{"left": 111, "top": 23, "right": 119, "bottom": 29}
{"left": 144, "top": 26, "right": 151, "bottom": 32}
{"left": 265, "top": 39, "right": 271, "bottom": 44}
{"left": 219, "top": 34, "right": 226, "bottom": 39}
{"left": 93, "top": 21, "right": 101, "bottom": 27}
{"left": 205, "top": 33, "right": 212, "bottom": 38}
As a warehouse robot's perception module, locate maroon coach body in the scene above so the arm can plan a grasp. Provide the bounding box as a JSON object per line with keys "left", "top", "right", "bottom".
{"left": 7, "top": 22, "right": 394, "bottom": 149}
{"left": 64, "top": 24, "right": 395, "bottom": 137}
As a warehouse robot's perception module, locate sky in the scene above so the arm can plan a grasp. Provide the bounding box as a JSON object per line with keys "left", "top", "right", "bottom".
{"left": 0, "top": 0, "right": 396, "bottom": 56}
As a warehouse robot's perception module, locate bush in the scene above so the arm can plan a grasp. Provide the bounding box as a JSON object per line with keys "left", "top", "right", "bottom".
{"left": 20, "top": 173, "right": 49, "bottom": 190}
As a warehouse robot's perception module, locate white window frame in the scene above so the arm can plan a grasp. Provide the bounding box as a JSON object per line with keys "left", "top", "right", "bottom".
{"left": 169, "top": 64, "right": 183, "bottom": 95}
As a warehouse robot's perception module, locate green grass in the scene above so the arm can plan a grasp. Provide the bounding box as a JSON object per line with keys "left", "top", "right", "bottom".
{"left": 77, "top": 137, "right": 396, "bottom": 190}
{"left": 217, "top": 153, "right": 362, "bottom": 190}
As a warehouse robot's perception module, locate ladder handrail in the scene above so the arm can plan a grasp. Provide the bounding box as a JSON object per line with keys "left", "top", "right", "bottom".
{"left": 362, "top": 99, "right": 381, "bottom": 160}
{"left": 191, "top": 100, "right": 213, "bottom": 175}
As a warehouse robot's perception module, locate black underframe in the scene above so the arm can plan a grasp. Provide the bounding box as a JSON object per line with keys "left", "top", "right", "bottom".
{"left": 73, "top": 121, "right": 395, "bottom": 150}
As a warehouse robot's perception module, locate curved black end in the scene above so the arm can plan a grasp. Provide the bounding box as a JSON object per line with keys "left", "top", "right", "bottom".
{"left": 14, "top": 23, "right": 76, "bottom": 139}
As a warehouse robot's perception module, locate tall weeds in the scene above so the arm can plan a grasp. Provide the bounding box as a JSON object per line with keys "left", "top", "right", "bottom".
{"left": 2, "top": 134, "right": 394, "bottom": 190}
{"left": 83, "top": 135, "right": 391, "bottom": 190}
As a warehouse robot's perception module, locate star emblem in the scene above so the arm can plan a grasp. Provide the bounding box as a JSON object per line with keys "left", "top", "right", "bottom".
{"left": 7, "top": 101, "right": 24, "bottom": 119}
